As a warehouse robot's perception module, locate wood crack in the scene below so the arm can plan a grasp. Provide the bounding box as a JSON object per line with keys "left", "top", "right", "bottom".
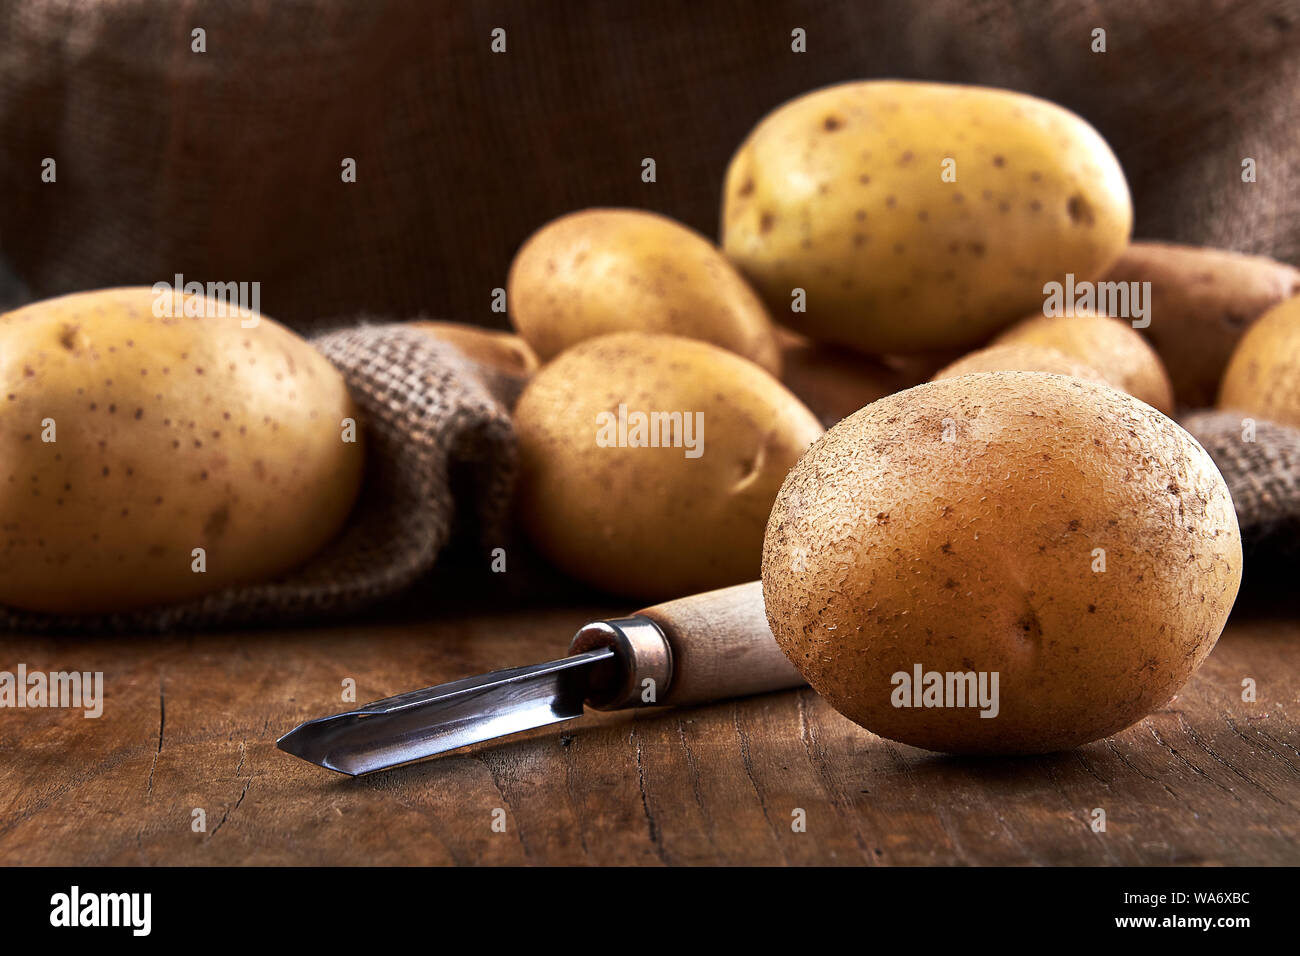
{"left": 632, "top": 722, "right": 670, "bottom": 864}
{"left": 146, "top": 676, "right": 165, "bottom": 797}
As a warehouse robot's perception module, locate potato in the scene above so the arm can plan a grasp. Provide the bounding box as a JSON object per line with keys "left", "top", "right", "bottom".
{"left": 778, "top": 327, "right": 955, "bottom": 426}
{"left": 408, "top": 321, "right": 538, "bottom": 377}
{"left": 1218, "top": 294, "right": 1300, "bottom": 427}
{"left": 0, "top": 287, "right": 364, "bottom": 613}
{"left": 1103, "top": 241, "right": 1300, "bottom": 408}
{"left": 508, "top": 208, "right": 781, "bottom": 373}
{"left": 515, "top": 332, "right": 822, "bottom": 598}
{"left": 408, "top": 320, "right": 538, "bottom": 407}
{"left": 932, "top": 342, "right": 1109, "bottom": 385}
{"left": 994, "top": 310, "right": 1175, "bottom": 412}
{"left": 722, "top": 80, "right": 1132, "bottom": 353}
{"left": 762, "top": 373, "right": 1241, "bottom": 755}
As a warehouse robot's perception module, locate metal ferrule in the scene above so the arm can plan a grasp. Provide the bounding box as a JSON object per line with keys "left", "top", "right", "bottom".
{"left": 568, "top": 615, "right": 674, "bottom": 711}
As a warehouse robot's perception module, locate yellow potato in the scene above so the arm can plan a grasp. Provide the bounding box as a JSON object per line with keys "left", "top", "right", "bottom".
{"left": 994, "top": 310, "right": 1174, "bottom": 412}
{"left": 508, "top": 208, "right": 781, "bottom": 373}
{"left": 0, "top": 288, "right": 364, "bottom": 613}
{"left": 932, "top": 343, "right": 1108, "bottom": 384}
{"left": 408, "top": 320, "right": 538, "bottom": 406}
{"left": 408, "top": 321, "right": 538, "bottom": 377}
{"left": 763, "top": 373, "right": 1241, "bottom": 754}
{"left": 1218, "top": 294, "right": 1300, "bottom": 427}
{"left": 1104, "top": 241, "right": 1300, "bottom": 408}
{"left": 722, "top": 80, "right": 1132, "bottom": 353}
{"left": 515, "top": 332, "right": 822, "bottom": 598}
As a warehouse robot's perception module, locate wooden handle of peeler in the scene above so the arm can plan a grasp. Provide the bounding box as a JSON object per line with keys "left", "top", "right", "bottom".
{"left": 636, "top": 580, "right": 806, "bottom": 707}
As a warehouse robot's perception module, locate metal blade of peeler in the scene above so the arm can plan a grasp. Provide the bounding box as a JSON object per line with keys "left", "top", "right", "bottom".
{"left": 276, "top": 647, "right": 616, "bottom": 776}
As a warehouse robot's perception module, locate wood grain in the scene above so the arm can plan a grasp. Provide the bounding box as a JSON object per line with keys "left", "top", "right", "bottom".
{"left": 0, "top": 603, "right": 1296, "bottom": 865}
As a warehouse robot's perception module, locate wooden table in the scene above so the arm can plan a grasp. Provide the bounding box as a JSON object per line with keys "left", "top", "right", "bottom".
{"left": 2, "top": 599, "right": 1297, "bottom": 866}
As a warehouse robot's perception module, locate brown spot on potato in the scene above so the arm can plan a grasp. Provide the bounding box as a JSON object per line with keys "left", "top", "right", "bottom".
{"left": 822, "top": 115, "right": 843, "bottom": 131}
{"left": 1067, "top": 194, "right": 1095, "bottom": 226}
{"left": 203, "top": 504, "right": 230, "bottom": 539}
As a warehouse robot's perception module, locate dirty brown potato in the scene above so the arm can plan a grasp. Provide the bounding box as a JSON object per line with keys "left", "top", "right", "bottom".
{"left": 1103, "top": 241, "right": 1300, "bottom": 408}
{"left": 777, "top": 327, "right": 955, "bottom": 426}
{"left": 508, "top": 208, "right": 781, "bottom": 373}
{"left": 994, "top": 310, "right": 1175, "bottom": 412}
{"left": 515, "top": 332, "right": 822, "bottom": 599}
{"left": 0, "top": 288, "right": 365, "bottom": 613}
{"left": 762, "top": 372, "right": 1241, "bottom": 755}
{"left": 722, "top": 80, "right": 1132, "bottom": 354}
{"left": 931, "top": 342, "right": 1109, "bottom": 385}
{"left": 1218, "top": 294, "right": 1300, "bottom": 428}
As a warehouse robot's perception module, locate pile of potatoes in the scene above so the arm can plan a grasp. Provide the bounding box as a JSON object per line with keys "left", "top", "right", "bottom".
{"left": 503, "top": 79, "right": 1297, "bottom": 754}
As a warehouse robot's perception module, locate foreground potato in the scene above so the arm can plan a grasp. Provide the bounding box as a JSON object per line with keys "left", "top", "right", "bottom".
{"left": 515, "top": 333, "right": 822, "bottom": 598}
{"left": 0, "top": 288, "right": 364, "bottom": 613}
{"left": 1105, "top": 242, "right": 1300, "bottom": 407}
{"left": 932, "top": 342, "right": 1108, "bottom": 385}
{"left": 508, "top": 208, "right": 781, "bottom": 373}
{"left": 994, "top": 310, "right": 1174, "bottom": 412}
{"left": 763, "top": 373, "right": 1240, "bottom": 754}
{"left": 1218, "top": 295, "right": 1300, "bottom": 427}
{"left": 722, "top": 80, "right": 1132, "bottom": 353}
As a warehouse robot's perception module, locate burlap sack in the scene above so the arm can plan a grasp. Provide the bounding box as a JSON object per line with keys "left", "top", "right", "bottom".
{"left": 1, "top": 0, "right": 1297, "bottom": 327}
{"left": 1182, "top": 410, "right": 1300, "bottom": 594}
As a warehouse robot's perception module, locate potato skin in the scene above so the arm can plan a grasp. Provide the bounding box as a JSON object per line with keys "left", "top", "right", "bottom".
{"left": 777, "top": 327, "right": 955, "bottom": 427}
{"left": 508, "top": 208, "right": 781, "bottom": 373}
{"left": 932, "top": 343, "right": 1108, "bottom": 385}
{"left": 722, "top": 81, "right": 1132, "bottom": 353}
{"left": 0, "top": 288, "right": 364, "bottom": 613}
{"left": 408, "top": 321, "right": 538, "bottom": 377}
{"left": 1104, "top": 241, "right": 1300, "bottom": 408}
{"left": 994, "top": 310, "right": 1175, "bottom": 412}
{"left": 763, "top": 373, "right": 1240, "bottom": 755}
{"left": 515, "top": 332, "right": 822, "bottom": 599}
{"left": 1218, "top": 294, "right": 1300, "bottom": 427}
{"left": 408, "top": 320, "right": 538, "bottom": 408}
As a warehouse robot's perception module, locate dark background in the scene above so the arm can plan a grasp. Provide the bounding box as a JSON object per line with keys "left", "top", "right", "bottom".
{"left": 1, "top": 0, "right": 1296, "bottom": 327}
